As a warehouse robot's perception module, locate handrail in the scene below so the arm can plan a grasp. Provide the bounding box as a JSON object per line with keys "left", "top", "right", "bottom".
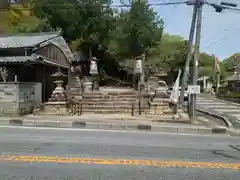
{"left": 131, "top": 102, "right": 135, "bottom": 116}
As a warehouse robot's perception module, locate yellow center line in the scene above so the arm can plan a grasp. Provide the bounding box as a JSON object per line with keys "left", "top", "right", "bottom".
{"left": 0, "top": 156, "right": 239, "bottom": 170}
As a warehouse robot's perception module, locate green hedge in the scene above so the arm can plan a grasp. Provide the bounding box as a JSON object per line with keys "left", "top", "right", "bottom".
{"left": 217, "top": 91, "right": 240, "bottom": 98}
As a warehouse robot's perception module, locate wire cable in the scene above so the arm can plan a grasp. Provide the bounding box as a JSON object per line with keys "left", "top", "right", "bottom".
{"left": 157, "top": 0, "right": 173, "bottom": 8}
{"left": 0, "top": 1, "right": 189, "bottom": 10}
{"left": 205, "top": 1, "right": 240, "bottom": 13}
{"left": 204, "top": 26, "right": 240, "bottom": 48}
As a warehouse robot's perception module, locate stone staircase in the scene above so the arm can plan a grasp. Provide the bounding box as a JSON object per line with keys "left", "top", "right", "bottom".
{"left": 67, "top": 75, "right": 174, "bottom": 115}
{"left": 81, "top": 90, "right": 150, "bottom": 114}
{"left": 148, "top": 90, "right": 173, "bottom": 115}
{"left": 148, "top": 97, "right": 173, "bottom": 115}
{"left": 68, "top": 74, "right": 82, "bottom": 98}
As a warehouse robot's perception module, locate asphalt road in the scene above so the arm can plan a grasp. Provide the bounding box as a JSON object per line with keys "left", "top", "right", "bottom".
{"left": 0, "top": 126, "right": 239, "bottom": 180}
{"left": 196, "top": 94, "right": 240, "bottom": 128}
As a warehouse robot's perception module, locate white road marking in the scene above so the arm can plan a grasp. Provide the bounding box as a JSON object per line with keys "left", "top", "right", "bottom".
{"left": 196, "top": 97, "right": 204, "bottom": 100}
{"left": 197, "top": 102, "right": 226, "bottom": 105}
{"left": 0, "top": 125, "right": 229, "bottom": 137}
{"left": 198, "top": 105, "right": 239, "bottom": 108}
{"left": 231, "top": 114, "right": 240, "bottom": 117}
{"left": 196, "top": 100, "right": 215, "bottom": 102}
{"left": 214, "top": 109, "right": 240, "bottom": 112}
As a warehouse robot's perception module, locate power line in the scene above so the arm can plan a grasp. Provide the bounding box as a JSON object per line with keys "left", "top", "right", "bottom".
{"left": 4, "top": 1, "right": 240, "bottom": 13}
{"left": 157, "top": 0, "right": 174, "bottom": 8}
{"left": 204, "top": 26, "right": 240, "bottom": 48}
{"left": 0, "top": 1, "right": 188, "bottom": 10}
{"left": 205, "top": 1, "right": 240, "bottom": 12}
{"left": 200, "top": 1, "right": 240, "bottom": 48}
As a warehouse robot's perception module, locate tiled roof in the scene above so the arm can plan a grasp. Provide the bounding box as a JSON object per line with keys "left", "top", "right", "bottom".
{"left": 0, "top": 32, "right": 60, "bottom": 48}
{"left": 0, "top": 55, "right": 40, "bottom": 63}
{"left": 0, "top": 31, "right": 76, "bottom": 62}
{"left": 39, "top": 36, "right": 75, "bottom": 62}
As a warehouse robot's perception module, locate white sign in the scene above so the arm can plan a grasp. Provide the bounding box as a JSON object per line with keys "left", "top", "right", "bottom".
{"left": 187, "top": 85, "right": 200, "bottom": 94}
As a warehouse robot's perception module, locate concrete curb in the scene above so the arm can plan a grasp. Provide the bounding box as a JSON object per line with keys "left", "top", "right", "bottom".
{"left": 0, "top": 118, "right": 231, "bottom": 135}
{"left": 195, "top": 108, "right": 233, "bottom": 128}
{"left": 226, "top": 129, "right": 240, "bottom": 136}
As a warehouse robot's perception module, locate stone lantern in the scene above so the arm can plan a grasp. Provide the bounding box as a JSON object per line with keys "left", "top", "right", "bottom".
{"left": 41, "top": 68, "right": 69, "bottom": 115}
{"left": 89, "top": 57, "right": 99, "bottom": 91}
{"left": 48, "top": 68, "right": 67, "bottom": 102}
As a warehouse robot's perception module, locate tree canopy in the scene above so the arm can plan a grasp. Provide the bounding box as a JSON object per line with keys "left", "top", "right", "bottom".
{"left": 1, "top": 0, "right": 233, "bottom": 84}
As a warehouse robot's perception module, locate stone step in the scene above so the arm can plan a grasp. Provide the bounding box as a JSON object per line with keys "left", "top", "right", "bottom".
{"left": 81, "top": 109, "right": 149, "bottom": 114}
{"left": 83, "top": 94, "right": 137, "bottom": 98}
{"left": 69, "top": 86, "right": 82, "bottom": 89}
{"left": 68, "top": 88, "right": 82, "bottom": 92}
{"left": 69, "top": 91, "right": 81, "bottom": 94}
{"left": 83, "top": 99, "right": 138, "bottom": 104}
{"left": 83, "top": 99, "right": 137, "bottom": 102}
{"left": 83, "top": 95, "right": 136, "bottom": 99}
{"left": 69, "top": 90, "right": 82, "bottom": 93}
{"left": 82, "top": 101, "right": 138, "bottom": 105}
{"left": 83, "top": 94, "right": 137, "bottom": 99}
{"left": 69, "top": 91, "right": 82, "bottom": 94}
{"left": 83, "top": 98, "right": 149, "bottom": 101}
{"left": 83, "top": 100, "right": 137, "bottom": 104}
{"left": 84, "top": 92, "right": 137, "bottom": 96}
{"left": 149, "top": 111, "right": 173, "bottom": 115}
{"left": 149, "top": 107, "right": 173, "bottom": 115}
{"left": 150, "top": 103, "right": 170, "bottom": 107}
{"left": 82, "top": 104, "right": 150, "bottom": 109}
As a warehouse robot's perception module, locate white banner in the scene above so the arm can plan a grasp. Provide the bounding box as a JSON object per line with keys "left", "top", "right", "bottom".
{"left": 90, "top": 60, "right": 98, "bottom": 75}
{"left": 134, "top": 59, "right": 142, "bottom": 74}
{"left": 170, "top": 69, "right": 181, "bottom": 104}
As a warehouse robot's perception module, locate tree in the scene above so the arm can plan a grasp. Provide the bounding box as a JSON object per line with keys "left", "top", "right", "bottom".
{"left": 107, "top": 0, "right": 164, "bottom": 60}
{"left": 1, "top": 0, "right": 228, "bottom": 85}
{"left": 142, "top": 33, "right": 188, "bottom": 83}
{"left": 33, "top": 0, "right": 115, "bottom": 55}
{"left": 0, "top": 0, "right": 9, "bottom": 8}
{"left": 223, "top": 53, "right": 240, "bottom": 71}
{"left": 0, "top": 1, "right": 45, "bottom": 34}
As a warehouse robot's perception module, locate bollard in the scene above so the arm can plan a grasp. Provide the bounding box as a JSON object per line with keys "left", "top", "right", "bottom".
{"left": 79, "top": 101, "right": 83, "bottom": 115}
{"left": 131, "top": 103, "right": 135, "bottom": 116}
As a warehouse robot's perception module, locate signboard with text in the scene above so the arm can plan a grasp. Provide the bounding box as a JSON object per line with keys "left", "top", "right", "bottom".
{"left": 187, "top": 85, "right": 200, "bottom": 94}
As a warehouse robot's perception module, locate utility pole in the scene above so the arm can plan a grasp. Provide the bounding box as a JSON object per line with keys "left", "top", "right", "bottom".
{"left": 189, "top": 0, "right": 203, "bottom": 122}
{"left": 216, "top": 72, "right": 220, "bottom": 94}
{"left": 179, "top": 2, "right": 198, "bottom": 108}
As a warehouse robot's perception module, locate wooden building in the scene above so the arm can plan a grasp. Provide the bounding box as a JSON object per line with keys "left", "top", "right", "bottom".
{"left": 71, "top": 51, "right": 89, "bottom": 77}
{"left": 0, "top": 31, "right": 75, "bottom": 102}
{"left": 225, "top": 65, "right": 240, "bottom": 92}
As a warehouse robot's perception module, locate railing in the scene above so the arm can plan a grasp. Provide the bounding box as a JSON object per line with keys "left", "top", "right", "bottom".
{"left": 69, "top": 99, "right": 83, "bottom": 116}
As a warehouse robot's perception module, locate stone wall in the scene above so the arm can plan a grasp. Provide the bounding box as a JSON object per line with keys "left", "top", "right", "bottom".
{"left": 0, "top": 83, "right": 18, "bottom": 115}
{"left": 0, "top": 82, "right": 42, "bottom": 116}
{"left": 218, "top": 96, "right": 240, "bottom": 104}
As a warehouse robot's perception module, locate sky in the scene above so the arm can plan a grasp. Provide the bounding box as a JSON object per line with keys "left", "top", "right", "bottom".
{"left": 112, "top": 0, "right": 240, "bottom": 60}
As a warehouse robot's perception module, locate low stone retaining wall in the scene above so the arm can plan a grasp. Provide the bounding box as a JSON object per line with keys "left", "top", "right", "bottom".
{"left": 217, "top": 96, "right": 240, "bottom": 103}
